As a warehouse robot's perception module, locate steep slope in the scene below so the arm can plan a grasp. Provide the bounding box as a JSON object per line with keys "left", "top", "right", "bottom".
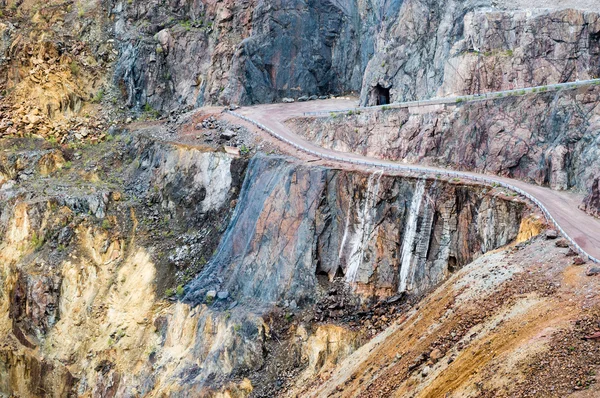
{"left": 0, "top": 132, "right": 534, "bottom": 396}
{"left": 294, "top": 235, "right": 600, "bottom": 398}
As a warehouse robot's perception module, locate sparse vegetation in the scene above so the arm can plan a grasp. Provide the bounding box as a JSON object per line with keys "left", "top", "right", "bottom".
{"left": 31, "top": 231, "right": 44, "bottom": 250}
{"left": 69, "top": 61, "right": 80, "bottom": 76}
{"left": 92, "top": 89, "right": 105, "bottom": 104}
{"left": 143, "top": 103, "right": 160, "bottom": 120}
{"left": 180, "top": 20, "right": 192, "bottom": 31}
{"left": 101, "top": 219, "right": 112, "bottom": 230}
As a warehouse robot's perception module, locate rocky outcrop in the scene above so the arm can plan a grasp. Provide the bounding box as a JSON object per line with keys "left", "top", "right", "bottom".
{"left": 581, "top": 177, "right": 600, "bottom": 218}
{"left": 0, "top": 2, "right": 118, "bottom": 140}
{"left": 360, "top": 4, "right": 600, "bottom": 105}
{"left": 291, "top": 86, "right": 600, "bottom": 198}
{"left": 438, "top": 9, "right": 600, "bottom": 97}
{"left": 111, "top": 0, "right": 385, "bottom": 109}
{"left": 4, "top": 0, "right": 600, "bottom": 123}
{"left": 0, "top": 129, "right": 534, "bottom": 396}
{"left": 185, "top": 155, "right": 525, "bottom": 305}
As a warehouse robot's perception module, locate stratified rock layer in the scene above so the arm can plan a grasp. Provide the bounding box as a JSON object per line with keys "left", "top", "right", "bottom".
{"left": 185, "top": 155, "right": 525, "bottom": 305}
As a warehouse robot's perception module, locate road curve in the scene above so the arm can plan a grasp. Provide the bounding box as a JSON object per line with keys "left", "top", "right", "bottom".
{"left": 228, "top": 98, "right": 600, "bottom": 264}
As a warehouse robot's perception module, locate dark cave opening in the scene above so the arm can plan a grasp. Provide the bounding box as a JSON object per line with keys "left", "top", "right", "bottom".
{"left": 372, "top": 85, "right": 391, "bottom": 106}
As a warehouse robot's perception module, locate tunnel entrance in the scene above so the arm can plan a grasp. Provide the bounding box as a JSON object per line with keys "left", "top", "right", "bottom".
{"left": 371, "top": 85, "right": 391, "bottom": 106}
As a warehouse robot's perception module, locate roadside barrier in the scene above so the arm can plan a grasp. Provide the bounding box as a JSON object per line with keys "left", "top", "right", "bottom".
{"left": 303, "top": 78, "right": 600, "bottom": 116}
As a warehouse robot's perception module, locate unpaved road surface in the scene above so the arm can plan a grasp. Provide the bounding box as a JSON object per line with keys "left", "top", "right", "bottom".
{"left": 231, "top": 98, "right": 600, "bottom": 263}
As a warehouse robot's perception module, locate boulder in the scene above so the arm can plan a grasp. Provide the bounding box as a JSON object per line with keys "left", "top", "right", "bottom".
{"left": 581, "top": 178, "right": 600, "bottom": 219}
{"left": 220, "top": 130, "right": 237, "bottom": 140}
{"left": 224, "top": 146, "right": 241, "bottom": 156}
{"left": 217, "top": 291, "right": 229, "bottom": 300}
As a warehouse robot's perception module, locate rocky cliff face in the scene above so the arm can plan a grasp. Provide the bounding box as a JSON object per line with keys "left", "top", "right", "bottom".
{"left": 2, "top": 0, "right": 599, "bottom": 396}
{"left": 111, "top": 0, "right": 388, "bottom": 110}
{"left": 3, "top": 0, "right": 599, "bottom": 122}
{"left": 438, "top": 9, "right": 600, "bottom": 97}
{"left": 0, "top": 133, "right": 248, "bottom": 397}
{"left": 290, "top": 85, "right": 600, "bottom": 213}
{"left": 360, "top": 4, "right": 600, "bottom": 105}
{"left": 185, "top": 155, "right": 525, "bottom": 305}
{"left": 0, "top": 134, "right": 531, "bottom": 396}
{"left": 582, "top": 177, "right": 600, "bottom": 219}
{"left": 111, "top": 0, "right": 600, "bottom": 109}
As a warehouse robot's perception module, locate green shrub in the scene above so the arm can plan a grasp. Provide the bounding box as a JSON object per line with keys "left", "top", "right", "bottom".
{"left": 31, "top": 231, "right": 44, "bottom": 250}
{"left": 180, "top": 20, "right": 192, "bottom": 31}
{"left": 143, "top": 103, "right": 160, "bottom": 119}
{"left": 70, "top": 61, "right": 80, "bottom": 76}
{"left": 91, "top": 89, "right": 104, "bottom": 104}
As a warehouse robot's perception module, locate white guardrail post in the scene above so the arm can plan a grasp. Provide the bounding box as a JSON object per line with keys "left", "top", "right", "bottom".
{"left": 226, "top": 110, "right": 600, "bottom": 264}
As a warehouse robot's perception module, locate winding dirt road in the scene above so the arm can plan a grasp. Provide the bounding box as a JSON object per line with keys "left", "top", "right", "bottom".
{"left": 228, "top": 98, "right": 600, "bottom": 264}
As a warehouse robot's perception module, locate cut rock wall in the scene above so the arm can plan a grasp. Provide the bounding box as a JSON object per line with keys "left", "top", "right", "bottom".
{"left": 185, "top": 155, "right": 526, "bottom": 303}
{"left": 290, "top": 86, "right": 600, "bottom": 213}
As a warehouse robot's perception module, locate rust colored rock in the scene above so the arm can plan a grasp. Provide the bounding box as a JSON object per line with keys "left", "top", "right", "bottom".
{"left": 584, "top": 331, "right": 600, "bottom": 340}
{"left": 576, "top": 257, "right": 588, "bottom": 266}
{"left": 581, "top": 178, "right": 600, "bottom": 219}
{"left": 429, "top": 348, "right": 444, "bottom": 361}
{"left": 585, "top": 266, "right": 599, "bottom": 275}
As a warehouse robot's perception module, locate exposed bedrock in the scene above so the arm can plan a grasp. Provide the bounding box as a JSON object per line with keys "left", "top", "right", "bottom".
{"left": 109, "top": 0, "right": 600, "bottom": 110}
{"left": 0, "top": 144, "right": 530, "bottom": 395}
{"left": 111, "top": 0, "right": 394, "bottom": 110}
{"left": 185, "top": 155, "right": 526, "bottom": 305}
{"left": 581, "top": 177, "right": 600, "bottom": 219}
{"left": 361, "top": 5, "right": 600, "bottom": 105}
{"left": 291, "top": 87, "right": 600, "bottom": 204}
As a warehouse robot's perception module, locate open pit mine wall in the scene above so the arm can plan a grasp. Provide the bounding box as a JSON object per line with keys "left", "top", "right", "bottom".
{"left": 0, "top": 148, "right": 527, "bottom": 396}
{"left": 109, "top": 0, "right": 600, "bottom": 110}
{"left": 184, "top": 155, "right": 525, "bottom": 306}
{"left": 292, "top": 85, "right": 600, "bottom": 217}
